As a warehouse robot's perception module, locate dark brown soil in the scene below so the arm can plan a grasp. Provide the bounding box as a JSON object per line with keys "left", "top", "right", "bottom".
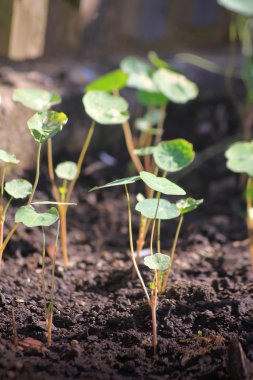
{"left": 0, "top": 153, "right": 253, "bottom": 380}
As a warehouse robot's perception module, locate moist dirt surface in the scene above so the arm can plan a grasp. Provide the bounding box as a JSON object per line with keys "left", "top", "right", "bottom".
{"left": 0, "top": 153, "right": 252, "bottom": 380}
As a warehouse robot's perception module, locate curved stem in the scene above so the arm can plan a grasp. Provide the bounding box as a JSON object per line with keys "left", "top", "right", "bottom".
{"left": 2, "top": 197, "right": 13, "bottom": 219}
{"left": 28, "top": 143, "right": 42, "bottom": 205}
{"left": 125, "top": 185, "right": 150, "bottom": 304}
{"left": 66, "top": 120, "right": 95, "bottom": 203}
{"left": 47, "top": 139, "right": 60, "bottom": 202}
{"left": 161, "top": 214, "right": 184, "bottom": 293}
{"left": 0, "top": 165, "right": 7, "bottom": 207}
{"left": 122, "top": 121, "right": 144, "bottom": 173}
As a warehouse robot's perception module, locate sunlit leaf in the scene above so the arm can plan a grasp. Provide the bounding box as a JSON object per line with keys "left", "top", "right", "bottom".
{"left": 137, "top": 90, "right": 168, "bottom": 106}
{"left": 0, "top": 150, "right": 19, "bottom": 165}
{"left": 153, "top": 68, "right": 199, "bottom": 103}
{"left": 12, "top": 88, "right": 61, "bottom": 111}
{"left": 217, "top": 0, "right": 253, "bottom": 16}
{"left": 144, "top": 252, "right": 171, "bottom": 271}
{"left": 176, "top": 198, "right": 203, "bottom": 214}
{"left": 120, "top": 56, "right": 156, "bottom": 91}
{"left": 27, "top": 111, "right": 68, "bottom": 143}
{"left": 5, "top": 179, "right": 32, "bottom": 199}
{"left": 83, "top": 91, "right": 129, "bottom": 124}
{"left": 135, "top": 198, "right": 180, "bottom": 220}
{"left": 89, "top": 176, "right": 140, "bottom": 191}
{"left": 86, "top": 70, "right": 128, "bottom": 92}
{"left": 225, "top": 141, "right": 253, "bottom": 176}
{"left": 15, "top": 205, "right": 59, "bottom": 227}
{"left": 140, "top": 171, "right": 186, "bottom": 195}
{"left": 55, "top": 161, "right": 78, "bottom": 181}
{"left": 154, "top": 139, "right": 195, "bottom": 172}
{"left": 148, "top": 51, "right": 171, "bottom": 70}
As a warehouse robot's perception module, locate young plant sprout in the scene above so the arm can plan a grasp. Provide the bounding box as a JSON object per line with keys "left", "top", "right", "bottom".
{"left": 15, "top": 203, "right": 60, "bottom": 347}
{"left": 225, "top": 141, "right": 253, "bottom": 265}
{"left": 0, "top": 104, "right": 67, "bottom": 262}
{"left": 0, "top": 150, "right": 32, "bottom": 264}
{"left": 90, "top": 172, "right": 202, "bottom": 353}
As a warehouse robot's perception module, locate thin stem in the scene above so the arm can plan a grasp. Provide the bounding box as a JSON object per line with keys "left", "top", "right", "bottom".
{"left": 125, "top": 185, "right": 150, "bottom": 304}
{"left": 157, "top": 219, "right": 161, "bottom": 253}
{"left": 47, "top": 139, "right": 60, "bottom": 202}
{"left": 150, "top": 194, "right": 161, "bottom": 256}
{"left": 28, "top": 143, "right": 42, "bottom": 205}
{"left": 246, "top": 177, "right": 253, "bottom": 267}
{"left": 66, "top": 120, "right": 95, "bottom": 203}
{"left": 151, "top": 290, "right": 158, "bottom": 354}
{"left": 0, "top": 165, "right": 7, "bottom": 207}
{"left": 161, "top": 214, "right": 184, "bottom": 293}
{"left": 0, "top": 224, "right": 18, "bottom": 266}
{"left": 42, "top": 227, "right": 47, "bottom": 315}
{"left": 122, "top": 121, "right": 144, "bottom": 173}
{"left": 2, "top": 197, "right": 13, "bottom": 219}
{"left": 59, "top": 205, "right": 68, "bottom": 267}
{"left": 154, "top": 105, "right": 166, "bottom": 146}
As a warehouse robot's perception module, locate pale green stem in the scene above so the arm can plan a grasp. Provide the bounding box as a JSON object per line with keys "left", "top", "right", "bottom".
{"left": 157, "top": 219, "right": 161, "bottom": 253}
{"left": 2, "top": 197, "right": 13, "bottom": 219}
{"left": 161, "top": 214, "right": 184, "bottom": 292}
{"left": 150, "top": 193, "right": 161, "bottom": 256}
{"left": 42, "top": 227, "right": 47, "bottom": 315}
{"left": 125, "top": 185, "right": 150, "bottom": 304}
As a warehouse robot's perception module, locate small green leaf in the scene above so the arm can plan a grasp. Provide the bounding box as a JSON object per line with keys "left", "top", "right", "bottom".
{"left": 137, "top": 90, "right": 168, "bottom": 106}
{"left": 154, "top": 139, "right": 195, "bottom": 172}
{"left": 140, "top": 171, "right": 186, "bottom": 195}
{"left": 0, "top": 150, "right": 19, "bottom": 165}
{"left": 89, "top": 176, "right": 140, "bottom": 191}
{"left": 217, "top": 0, "right": 253, "bottom": 16}
{"left": 5, "top": 179, "right": 32, "bottom": 199}
{"left": 27, "top": 111, "right": 68, "bottom": 143}
{"left": 83, "top": 91, "right": 129, "bottom": 125}
{"left": 135, "top": 198, "right": 180, "bottom": 220}
{"left": 55, "top": 161, "right": 78, "bottom": 181}
{"left": 148, "top": 51, "right": 171, "bottom": 70}
{"left": 225, "top": 141, "right": 253, "bottom": 176}
{"left": 176, "top": 198, "right": 203, "bottom": 214}
{"left": 134, "top": 147, "right": 156, "bottom": 156}
{"left": 86, "top": 70, "right": 128, "bottom": 92}
{"left": 12, "top": 88, "right": 61, "bottom": 111}
{"left": 144, "top": 253, "right": 171, "bottom": 271}
{"left": 15, "top": 205, "right": 59, "bottom": 227}
{"left": 153, "top": 68, "right": 199, "bottom": 103}
{"left": 120, "top": 56, "right": 156, "bottom": 91}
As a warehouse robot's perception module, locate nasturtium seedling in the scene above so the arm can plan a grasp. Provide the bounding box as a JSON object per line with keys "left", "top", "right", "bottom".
{"left": 154, "top": 139, "right": 195, "bottom": 172}
{"left": 5, "top": 179, "right": 32, "bottom": 199}
{"left": 0, "top": 150, "right": 19, "bottom": 165}
{"left": 15, "top": 205, "right": 59, "bottom": 228}
{"left": 90, "top": 176, "right": 140, "bottom": 191}
{"left": 12, "top": 88, "right": 61, "bottom": 111}
{"left": 120, "top": 56, "right": 156, "bottom": 92}
{"left": 86, "top": 69, "right": 128, "bottom": 92}
{"left": 144, "top": 253, "right": 171, "bottom": 271}
{"left": 55, "top": 161, "right": 78, "bottom": 181}
{"left": 83, "top": 91, "right": 129, "bottom": 124}
{"left": 176, "top": 198, "right": 203, "bottom": 214}
{"left": 135, "top": 198, "right": 180, "bottom": 220}
{"left": 27, "top": 111, "right": 68, "bottom": 143}
{"left": 225, "top": 141, "right": 253, "bottom": 176}
{"left": 140, "top": 171, "right": 186, "bottom": 195}
{"left": 137, "top": 90, "right": 168, "bottom": 107}
{"left": 153, "top": 68, "right": 199, "bottom": 103}
{"left": 217, "top": 0, "right": 253, "bottom": 16}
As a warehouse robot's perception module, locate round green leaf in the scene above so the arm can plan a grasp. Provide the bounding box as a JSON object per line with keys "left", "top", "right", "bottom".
{"left": 176, "top": 198, "right": 203, "bottom": 214}
{"left": 86, "top": 70, "right": 128, "bottom": 92}
{"left": 137, "top": 90, "right": 168, "bottom": 106}
{"left": 134, "top": 146, "right": 156, "bottom": 156}
{"left": 140, "top": 171, "right": 186, "bottom": 195}
{"left": 225, "top": 141, "right": 253, "bottom": 176}
{"left": 55, "top": 161, "right": 78, "bottom": 181}
{"left": 144, "top": 253, "right": 171, "bottom": 271}
{"left": 5, "top": 179, "right": 32, "bottom": 199}
{"left": 217, "top": 0, "right": 253, "bottom": 16}
{"left": 90, "top": 176, "right": 140, "bottom": 191}
{"left": 120, "top": 56, "right": 156, "bottom": 91}
{"left": 154, "top": 139, "right": 195, "bottom": 172}
{"left": 15, "top": 205, "right": 59, "bottom": 228}
{"left": 27, "top": 111, "right": 68, "bottom": 143}
{"left": 153, "top": 68, "right": 199, "bottom": 103}
{"left": 0, "top": 150, "right": 19, "bottom": 165}
{"left": 83, "top": 91, "right": 129, "bottom": 125}
{"left": 135, "top": 198, "right": 180, "bottom": 220}
{"left": 12, "top": 88, "right": 61, "bottom": 111}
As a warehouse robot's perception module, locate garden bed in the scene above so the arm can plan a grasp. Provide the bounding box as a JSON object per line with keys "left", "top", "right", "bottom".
{"left": 0, "top": 152, "right": 252, "bottom": 380}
